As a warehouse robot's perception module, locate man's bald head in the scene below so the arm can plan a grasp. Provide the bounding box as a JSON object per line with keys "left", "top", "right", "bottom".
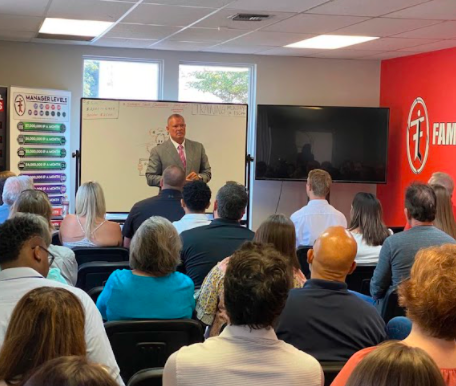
{"left": 308, "top": 226, "right": 358, "bottom": 282}
{"left": 161, "top": 165, "right": 185, "bottom": 190}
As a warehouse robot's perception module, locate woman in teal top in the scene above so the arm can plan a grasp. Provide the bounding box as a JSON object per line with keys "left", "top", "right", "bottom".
{"left": 97, "top": 216, "right": 195, "bottom": 321}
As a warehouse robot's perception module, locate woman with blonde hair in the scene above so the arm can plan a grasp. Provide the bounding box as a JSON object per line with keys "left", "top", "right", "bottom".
{"left": 431, "top": 184, "right": 456, "bottom": 239}
{"left": 9, "top": 189, "right": 77, "bottom": 285}
{"left": 332, "top": 244, "right": 456, "bottom": 386}
{"left": 196, "top": 214, "right": 306, "bottom": 337}
{"left": 0, "top": 287, "right": 86, "bottom": 386}
{"left": 96, "top": 216, "right": 195, "bottom": 321}
{"left": 60, "top": 181, "right": 122, "bottom": 247}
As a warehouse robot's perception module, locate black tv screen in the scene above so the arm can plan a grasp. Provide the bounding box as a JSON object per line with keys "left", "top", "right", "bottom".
{"left": 255, "top": 105, "right": 389, "bottom": 183}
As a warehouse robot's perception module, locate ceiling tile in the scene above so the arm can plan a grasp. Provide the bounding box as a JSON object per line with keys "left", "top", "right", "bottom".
{"left": 0, "top": 15, "right": 42, "bottom": 32}
{"left": 307, "top": 0, "right": 431, "bottom": 17}
{"left": 348, "top": 37, "right": 439, "bottom": 50}
{"left": 169, "top": 27, "right": 247, "bottom": 43}
{"left": 47, "top": 0, "right": 134, "bottom": 22}
{"left": 264, "top": 14, "right": 369, "bottom": 34}
{"left": 195, "top": 9, "right": 295, "bottom": 30}
{"left": 94, "top": 37, "right": 159, "bottom": 48}
{"left": 359, "top": 51, "right": 422, "bottom": 60}
{"left": 310, "top": 49, "right": 387, "bottom": 59}
{"left": 399, "top": 39, "right": 456, "bottom": 52}
{"left": 333, "top": 18, "right": 442, "bottom": 37}
{"left": 226, "top": 0, "right": 330, "bottom": 13}
{"left": 142, "top": 0, "right": 234, "bottom": 6}
{"left": 0, "top": 0, "right": 50, "bottom": 17}
{"left": 0, "top": 30, "right": 36, "bottom": 42}
{"left": 228, "top": 31, "right": 314, "bottom": 46}
{"left": 258, "top": 47, "right": 319, "bottom": 56}
{"left": 393, "top": 21, "right": 456, "bottom": 39}
{"left": 123, "top": 3, "right": 215, "bottom": 26}
{"left": 104, "top": 23, "right": 181, "bottom": 39}
{"left": 205, "top": 44, "right": 272, "bottom": 54}
{"left": 386, "top": 0, "right": 456, "bottom": 20}
{"left": 151, "top": 40, "right": 215, "bottom": 51}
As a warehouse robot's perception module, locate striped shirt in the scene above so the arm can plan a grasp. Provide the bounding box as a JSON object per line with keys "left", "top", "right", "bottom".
{"left": 163, "top": 325, "right": 323, "bottom": 386}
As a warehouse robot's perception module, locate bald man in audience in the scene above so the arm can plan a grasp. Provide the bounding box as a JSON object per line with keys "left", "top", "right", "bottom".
{"left": 276, "top": 226, "right": 386, "bottom": 362}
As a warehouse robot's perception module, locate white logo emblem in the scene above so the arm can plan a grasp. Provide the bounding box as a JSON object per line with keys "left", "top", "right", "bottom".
{"left": 407, "top": 97, "right": 429, "bottom": 174}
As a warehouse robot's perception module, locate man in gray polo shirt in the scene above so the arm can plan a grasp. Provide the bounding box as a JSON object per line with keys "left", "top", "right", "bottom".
{"left": 371, "top": 182, "right": 456, "bottom": 304}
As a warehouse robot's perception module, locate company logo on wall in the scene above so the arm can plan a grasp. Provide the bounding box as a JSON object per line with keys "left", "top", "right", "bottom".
{"left": 407, "top": 97, "right": 430, "bottom": 175}
{"left": 14, "top": 95, "right": 26, "bottom": 117}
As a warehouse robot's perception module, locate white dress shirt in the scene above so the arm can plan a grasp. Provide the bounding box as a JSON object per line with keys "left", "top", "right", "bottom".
{"left": 170, "top": 138, "right": 186, "bottom": 159}
{"left": 173, "top": 214, "right": 211, "bottom": 234}
{"left": 0, "top": 268, "right": 124, "bottom": 386}
{"left": 291, "top": 199, "right": 347, "bottom": 247}
{"left": 163, "top": 325, "right": 323, "bottom": 386}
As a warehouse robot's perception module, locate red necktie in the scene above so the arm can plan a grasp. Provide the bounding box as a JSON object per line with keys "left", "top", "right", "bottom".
{"left": 178, "top": 144, "right": 187, "bottom": 169}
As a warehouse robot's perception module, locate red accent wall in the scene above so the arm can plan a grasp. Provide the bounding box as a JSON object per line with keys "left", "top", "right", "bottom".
{"left": 378, "top": 47, "right": 456, "bottom": 226}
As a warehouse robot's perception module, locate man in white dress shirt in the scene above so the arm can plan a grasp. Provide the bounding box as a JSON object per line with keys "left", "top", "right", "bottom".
{"left": 0, "top": 214, "right": 124, "bottom": 386}
{"left": 173, "top": 180, "right": 211, "bottom": 234}
{"left": 163, "top": 242, "right": 322, "bottom": 386}
{"left": 291, "top": 169, "right": 347, "bottom": 247}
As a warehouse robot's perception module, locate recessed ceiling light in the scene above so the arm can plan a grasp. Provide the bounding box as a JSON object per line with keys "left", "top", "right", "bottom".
{"left": 286, "top": 35, "right": 379, "bottom": 49}
{"left": 39, "top": 18, "right": 113, "bottom": 38}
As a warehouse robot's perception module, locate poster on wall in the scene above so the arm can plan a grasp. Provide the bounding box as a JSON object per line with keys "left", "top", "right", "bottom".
{"left": 9, "top": 87, "right": 71, "bottom": 228}
{"left": 0, "top": 87, "right": 7, "bottom": 171}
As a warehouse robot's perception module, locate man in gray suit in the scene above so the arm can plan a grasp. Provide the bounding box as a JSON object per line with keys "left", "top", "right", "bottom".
{"left": 146, "top": 114, "right": 212, "bottom": 187}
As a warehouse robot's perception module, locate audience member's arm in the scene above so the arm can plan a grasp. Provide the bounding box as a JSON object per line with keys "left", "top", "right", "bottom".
{"left": 61, "top": 248, "right": 78, "bottom": 286}
{"left": 122, "top": 211, "right": 134, "bottom": 248}
{"left": 96, "top": 278, "right": 112, "bottom": 321}
{"left": 123, "top": 237, "right": 131, "bottom": 248}
{"left": 163, "top": 352, "right": 178, "bottom": 386}
{"left": 195, "top": 265, "right": 223, "bottom": 326}
{"left": 370, "top": 240, "right": 393, "bottom": 300}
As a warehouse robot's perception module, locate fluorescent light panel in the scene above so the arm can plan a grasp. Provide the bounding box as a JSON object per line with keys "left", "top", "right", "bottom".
{"left": 40, "top": 18, "right": 113, "bottom": 37}
{"left": 286, "top": 35, "right": 378, "bottom": 49}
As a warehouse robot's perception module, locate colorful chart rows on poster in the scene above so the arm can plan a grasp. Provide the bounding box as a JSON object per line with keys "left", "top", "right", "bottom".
{"left": 9, "top": 87, "right": 71, "bottom": 227}
{"left": 0, "top": 87, "right": 7, "bottom": 171}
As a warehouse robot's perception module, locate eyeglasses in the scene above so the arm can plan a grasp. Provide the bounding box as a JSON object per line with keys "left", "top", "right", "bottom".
{"left": 33, "top": 245, "right": 56, "bottom": 267}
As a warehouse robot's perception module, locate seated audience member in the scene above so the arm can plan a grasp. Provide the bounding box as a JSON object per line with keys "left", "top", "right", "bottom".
{"left": 0, "top": 214, "right": 123, "bottom": 385}
{"left": 60, "top": 181, "right": 122, "bottom": 248}
{"left": 10, "top": 189, "right": 77, "bottom": 285}
{"left": 291, "top": 169, "right": 347, "bottom": 247}
{"left": 348, "top": 193, "right": 391, "bottom": 266}
{"left": 0, "top": 175, "right": 33, "bottom": 224}
{"left": 370, "top": 183, "right": 455, "bottom": 304}
{"left": 180, "top": 182, "right": 254, "bottom": 288}
{"left": 97, "top": 216, "right": 194, "bottom": 321}
{"left": 276, "top": 226, "right": 386, "bottom": 362}
{"left": 0, "top": 171, "right": 15, "bottom": 205}
{"left": 332, "top": 244, "right": 456, "bottom": 386}
{"left": 123, "top": 165, "right": 186, "bottom": 247}
{"left": 164, "top": 242, "right": 323, "bottom": 386}
{"left": 0, "top": 287, "right": 86, "bottom": 386}
{"left": 345, "top": 341, "right": 445, "bottom": 386}
{"left": 196, "top": 214, "right": 306, "bottom": 337}
{"left": 431, "top": 184, "right": 456, "bottom": 238}
{"left": 173, "top": 180, "right": 211, "bottom": 234}
{"left": 22, "top": 356, "right": 118, "bottom": 386}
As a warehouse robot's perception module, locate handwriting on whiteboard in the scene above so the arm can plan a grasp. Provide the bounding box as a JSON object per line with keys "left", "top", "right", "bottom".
{"left": 192, "top": 104, "right": 247, "bottom": 117}
{"left": 82, "top": 100, "right": 119, "bottom": 120}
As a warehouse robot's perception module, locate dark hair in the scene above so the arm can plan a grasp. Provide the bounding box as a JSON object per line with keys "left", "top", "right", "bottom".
{"left": 405, "top": 183, "right": 436, "bottom": 222}
{"left": 0, "top": 288, "right": 86, "bottom": 385}
{"left": 22, "top": 356, "right": 118, "bottom": 386}
{"left": 346, "top": 341, "right": 445, "bottom": 386}
{"left": 349, "top": 193, "right": 390, "bottom": 246}
{"left": 254, "top": 214, "right": 300, "bottom": 270}
{"left": 182, "top": 181, "right": 211, "bottom": 212}
{"left": 0, "top": 213, "right": 51, "bottom": 265}
{"left": 224, "top": 242, "right": 293, "bottom": 329}
{"left": 216, "top": 182, "right": 248, "bottom": 220}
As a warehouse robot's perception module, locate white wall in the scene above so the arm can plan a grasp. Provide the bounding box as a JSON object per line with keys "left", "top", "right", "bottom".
{"left": 0, "top": 41, "right": 380, "bottom": 229}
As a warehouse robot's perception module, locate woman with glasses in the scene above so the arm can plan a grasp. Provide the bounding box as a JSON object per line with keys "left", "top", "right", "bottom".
{"left": 9, "top": 189, "right": 77, "bottom": 285}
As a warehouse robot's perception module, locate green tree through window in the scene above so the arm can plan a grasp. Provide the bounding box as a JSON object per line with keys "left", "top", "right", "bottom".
{"left": 83, "top": 60, "right": 100, "bottom": 98}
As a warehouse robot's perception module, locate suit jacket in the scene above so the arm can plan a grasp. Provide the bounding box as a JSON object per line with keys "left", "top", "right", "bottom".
{"left": 146, "top": 139, "right": 211, "bottom": 187}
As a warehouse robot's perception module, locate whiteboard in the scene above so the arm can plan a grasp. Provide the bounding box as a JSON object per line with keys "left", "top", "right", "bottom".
{"left": 80, "top": 99, "right": 248, "bottom": 213}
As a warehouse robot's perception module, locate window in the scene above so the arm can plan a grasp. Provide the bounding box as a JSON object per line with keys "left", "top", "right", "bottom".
{"left": 83, "top": 59, "right": 161, "bottom": 100}
{"left": 179, "top": 64, "right": 251, "bottom": 104}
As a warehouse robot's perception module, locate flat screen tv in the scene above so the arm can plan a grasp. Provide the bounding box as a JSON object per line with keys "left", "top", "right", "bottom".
{"left": 255, "top": 105, "right": 389, "bottom": 183}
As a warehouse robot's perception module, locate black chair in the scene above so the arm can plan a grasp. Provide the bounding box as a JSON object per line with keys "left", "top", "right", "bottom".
{"left": 380, "top": 289, "right": 406, "bottom": 323}
{"left": 346, "top": 266, "right": 375, "bottom": 296}
{"left": 73, "top": 247, "right": 129, "bottom": 266}
{"left": 76, "top": 261, "right": 130, "bottom": 292}
{"left": 128, "top": 368, "right": 163, "bottom": 386}
{"left": 51, "top": 232, "right": 62, "bottom": 246}
{"left": 105, "top": 320, "right": 204, "bottom": 382}
{"left": 297, "top": 246, "right": 312, "bottom": 279}
{"left": 321, "top": 362, "right": 346, "bottom": 386}
{"left": 87, "top": 286, "right": 104, "bottom": 304}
